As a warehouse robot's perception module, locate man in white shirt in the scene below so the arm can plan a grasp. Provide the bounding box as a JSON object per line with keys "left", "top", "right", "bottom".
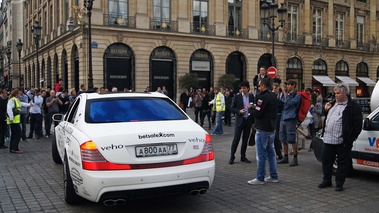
{"left": 27, "top": 89, "right": 44, "bottom": 139}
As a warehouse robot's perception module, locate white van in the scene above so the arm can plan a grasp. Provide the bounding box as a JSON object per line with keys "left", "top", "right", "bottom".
{"left": 350, "top": 106, "right": 379, "bottom": 173}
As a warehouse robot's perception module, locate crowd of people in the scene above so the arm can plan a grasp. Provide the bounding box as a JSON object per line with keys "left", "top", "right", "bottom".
{"left": 179, "top": 66, "right": 362, "bottom": 192}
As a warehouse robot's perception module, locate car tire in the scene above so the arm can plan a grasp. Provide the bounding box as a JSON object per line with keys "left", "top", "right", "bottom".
{"left": 52, "top": 134, "right": 62, "bottom": 164}
{"left": 63, "top": 154, "right": 82, "bottom": 205}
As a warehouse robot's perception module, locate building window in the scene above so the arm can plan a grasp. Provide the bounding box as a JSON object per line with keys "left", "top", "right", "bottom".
{"left": 357, "top": 16, "right": 365, "bottom": 47}
{"left": 312, "top": 9, "right": 322, "bottom": 44}
{"left": 65, "top": 0, "right": 69, "bottom": 24}
{"left": 50, "top": 5, "right": 53, "bottom": 32}
{"left": 193, "top": 0, "right": 208, "bottom": 33}
{"left": 336, "top": 13, "right": 344, "bottom": 46}
{"left": 286, "top": 57, "right": 302, "bottom": 69}
{"left": 56, "top": 0, "right": 60, "bottom": 26}
{"left": 44, "top": 11, "right": 47, "bottom": 36}
{"left": 335, "top": 60, "right": 349, "bottom": 76}
{"left": 312, "top": 59, "right": 327, "bottom": 75}
{"left": 152, "top": 0, "right": 171, "bottom": 29}
{"left": 109, "top": 0, "right": 128, "bottom": 26}
{"left": 287, "top": 5, "right": 298, "bottom": 41}
{"left": 356, "top": 62, "right": 368, "bottom": 77}
{"left": 228, "top": 0, "right": 242, "bottom": 36}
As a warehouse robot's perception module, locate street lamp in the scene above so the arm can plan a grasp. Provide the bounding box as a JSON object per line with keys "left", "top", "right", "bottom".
{"left": 84, "top": 0, "right": 94, "bottom": 90}
{"left": 6, "top": 47, "right": 11, "bottom": 90}
{"left": 16, "top": 39, "right": 23, "bottom": 87}
{"left": 32, "top": 21, "right": 42, "bottom": 88}
{"left": 260, "top": 0, "right": 287, "bottom": 67}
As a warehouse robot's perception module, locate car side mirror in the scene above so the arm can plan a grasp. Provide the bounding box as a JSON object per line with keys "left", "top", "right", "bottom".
{"left": 52, "top": 114, "right": 64, "bottom": 121}
{"left": 362, "top": 118, "right": 371, "bottom": 130}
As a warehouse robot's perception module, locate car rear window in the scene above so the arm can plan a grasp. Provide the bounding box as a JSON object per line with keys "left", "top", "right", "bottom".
{"left": 85, "top": 97, "right": 187, "bottom": 123}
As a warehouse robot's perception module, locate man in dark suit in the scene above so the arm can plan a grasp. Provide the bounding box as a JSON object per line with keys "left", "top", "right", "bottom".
{"left": 229, "top": 80, "right": 255, "bottom": 164}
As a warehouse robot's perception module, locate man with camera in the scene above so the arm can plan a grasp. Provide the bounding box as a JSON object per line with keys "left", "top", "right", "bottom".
{"left": 27, "top": 89, "right": 44, "bottom": 139}
{"left": 45, "top": 90, "right": 62, "bottom": 138}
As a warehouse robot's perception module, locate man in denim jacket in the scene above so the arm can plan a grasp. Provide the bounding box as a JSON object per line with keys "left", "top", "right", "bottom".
{"left": 278, "top": 80, "right": 301, "bottom": 166}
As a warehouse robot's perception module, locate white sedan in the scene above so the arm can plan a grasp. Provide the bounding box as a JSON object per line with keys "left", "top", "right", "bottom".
{"left": 52, "top": 92, "right": 215, "bottom": 205}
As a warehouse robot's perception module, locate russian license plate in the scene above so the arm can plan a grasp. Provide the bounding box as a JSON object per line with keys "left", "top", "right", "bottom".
{"left": 135, "top": 144, "right": 178, "bottom": 157}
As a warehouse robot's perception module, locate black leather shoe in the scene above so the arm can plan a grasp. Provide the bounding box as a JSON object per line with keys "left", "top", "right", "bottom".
{"left": 335, "top": 186, "right": 344, "bottom": 191}
{"left": 228, "top": 158, "right": 235, "bottom": 165}
{"left": 278, "top": 157, "right": 289, "bottom": 164}
{"left": 241, "top": 158, "right": 252, "bottom": 163}
{"left": 27, "top": 136, "right": 33, "bottom": 139}
{"left": 318, "top": 182, "right": 332, "bottom": 188}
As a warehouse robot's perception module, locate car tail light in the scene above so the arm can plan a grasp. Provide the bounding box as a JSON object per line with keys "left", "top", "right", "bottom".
{"left": 80, "top": 141, "right": 131, "bottom": 170}
{"left": 183, "top": 134, "right": 215, "bottom": 165}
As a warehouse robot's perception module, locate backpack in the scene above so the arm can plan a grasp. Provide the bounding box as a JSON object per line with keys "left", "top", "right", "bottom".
{"left": 296, "top": 92, "right": 311, "bottom": 123}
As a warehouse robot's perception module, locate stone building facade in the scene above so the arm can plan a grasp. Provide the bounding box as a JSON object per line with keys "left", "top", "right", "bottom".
{"left": 19, "top": 0, "right": 379, "bottom": 102}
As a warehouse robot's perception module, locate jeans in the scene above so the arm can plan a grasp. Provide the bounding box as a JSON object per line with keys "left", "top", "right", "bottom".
{"left": 20, "top": 113, "right": 28, "bottom": 140}
{"left": 255, "top": 129, "right": 278, "bottom": 181}
{"left": 45, "top": 112, "right": 58, "bottom": 136}
{"left": 200, "top": 110, "right": 211, "bottom": 130}
{"left": 212, "top": 111, "right": 224, "bottom": 135}
{"left": 10, "top": 123, "right": 21, "bottom": 151}
{"left": 29, "top": 113, "right": 43, "bottom": 137}
{"left": 0, "top": 119, "right": 6, "bottom": 147}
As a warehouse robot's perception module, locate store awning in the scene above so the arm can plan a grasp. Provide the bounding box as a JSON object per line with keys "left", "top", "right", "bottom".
{"left": 313, "top": 75, "right": 336, "bottom": 87}
{"left": 357, "top": 77, "right": 377, "bottom": 87}
{"left": 336, "top": 76, "right": 359, "bottom": 86}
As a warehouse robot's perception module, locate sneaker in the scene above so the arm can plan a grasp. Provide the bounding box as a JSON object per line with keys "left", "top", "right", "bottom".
{"left": 277, "top": 157, "right": 289, "bottom": 164}
{"left": 45, "top": 135, "right": 50, "bottom": 138}
{"left": 264, "top": 176, "right": 279, "bottom": 183}
{"left": 10, "top": 150, "right": 23, "bottom": 154}
{"left": 290, "top": 158, "right": 298, "bottom": 167}
{"left": 247, "top": 178, "right": 265, "bottom": 185}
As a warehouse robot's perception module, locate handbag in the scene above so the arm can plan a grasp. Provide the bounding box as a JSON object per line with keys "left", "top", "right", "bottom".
{"left": 11, "top": 99, "right": 21, "bottom": 115}
{"left": 248, "top": 128, "right": 256, "bottom": 146}
{"left": 318, "top": 115, "right": 323, "bottom": 129}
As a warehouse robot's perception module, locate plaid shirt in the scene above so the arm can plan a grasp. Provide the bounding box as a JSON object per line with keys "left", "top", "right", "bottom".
{"left": 323, "top": 100, "right": 348, "bottom": 145}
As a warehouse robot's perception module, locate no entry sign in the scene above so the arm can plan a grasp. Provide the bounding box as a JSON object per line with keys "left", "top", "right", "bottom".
{"left": 267, "top": 66, "right": 277, "bottom": 79}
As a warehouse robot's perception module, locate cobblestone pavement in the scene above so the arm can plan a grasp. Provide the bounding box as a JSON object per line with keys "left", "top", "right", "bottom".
{"left": 0, "top": 109, "right": 378, "bottom": 213}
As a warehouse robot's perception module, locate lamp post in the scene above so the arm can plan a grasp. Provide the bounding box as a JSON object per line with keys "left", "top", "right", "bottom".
{"left": 16, "top": 39, "right": 23, "bottom": 87}
{"left": 0, "top": 54, "right": 3, "bottom": 87}
{"left": 6, "top": 47, "right": 11, "bottom": 90}
{"left": 32, "top": 21, "right": 42, "bottom": 88}
{"left": 260, "top": 0, "right": 287, "bottom": 67}
{"left": 84, "top": 0, "right": 94, "bottom": 90}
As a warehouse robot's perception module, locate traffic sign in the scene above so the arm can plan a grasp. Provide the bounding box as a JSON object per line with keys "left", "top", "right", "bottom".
{"left": 267, "top": 66, "right": 277, "bottom": 79}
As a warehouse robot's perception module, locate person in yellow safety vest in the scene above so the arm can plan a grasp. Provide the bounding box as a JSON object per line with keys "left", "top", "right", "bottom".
{"left": 210, "top": 86, "right": 225, "bottom": 135}
{"left": 7, "top": 89, "right": 33, "bottom": 154}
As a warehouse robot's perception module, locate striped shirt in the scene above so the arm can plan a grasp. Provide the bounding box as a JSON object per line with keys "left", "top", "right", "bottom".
{"left": 323, "top": 100, "right": 348, "bottom": 145}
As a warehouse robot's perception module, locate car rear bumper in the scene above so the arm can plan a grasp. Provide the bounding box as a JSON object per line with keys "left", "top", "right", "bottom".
{"left": 78, "top": 161, "right": 215, "bottom": 202}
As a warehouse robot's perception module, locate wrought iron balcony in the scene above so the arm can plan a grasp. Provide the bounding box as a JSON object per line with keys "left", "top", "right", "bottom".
{"left": 104, "top": 14, "right": 135, "bottom": 28}
{"left": 336, "top": 39, "right": 350, "bottom": 49}
{"left": 150, "top": 19, "right": 178, "bottom": 32}
{"left": 312, "top": 36, "right": 329, "bottom": 46}
{"left": 227, "top": 27, "right": 248, "bottom": 39}
{"left": 357, "top": 41, "right": 370, "bottom": 51}
{"left": 283, "top": 32, "right": 305, "bottom": 44}
{"left": 258, "top": 30, "right": 278, "bottom": 41}
{"left": 190, "top": 23, "right": 215, "bottom": 35}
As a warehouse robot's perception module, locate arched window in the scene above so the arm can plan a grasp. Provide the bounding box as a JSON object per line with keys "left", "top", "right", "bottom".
{"left": 356, "top": 61, "right": 368, "bottom": 77}
{"left": 312, "top": 58, "right": 327, "bottom": 75}
{"left": 335, "top": 60, "right": 349, "bottom": 76}
{"left": 286, "top": 57, "right": 302, "bottom": 69}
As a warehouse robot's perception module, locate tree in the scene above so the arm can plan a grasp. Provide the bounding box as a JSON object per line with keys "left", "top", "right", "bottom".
{"left": 218, "top": 74, "right": 236, "bottom": 91}
{"left": 179, "top": 73, "right": 199, "bottom": 91}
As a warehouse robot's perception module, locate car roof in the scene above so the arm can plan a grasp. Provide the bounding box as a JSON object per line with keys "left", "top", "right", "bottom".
{"left": 78, "top": 92, "right": 169, "bottom": 100}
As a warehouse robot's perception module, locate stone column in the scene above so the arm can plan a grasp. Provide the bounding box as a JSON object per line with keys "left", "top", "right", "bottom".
{"left": 303, "top": 0, "right": 312, "bottom": 45}
{"left": 214, "top": 0, "right": 226, "bottom": 36}
{"left": 327, "top": 1, "right": 335, "bottom": 47}
{"left": 349, "top": 1, "right": 356, "bottom": 49}
{"left": 135, "top": 0, "right": 149, "bottom": 29}
{"left": 178, "top": 0, "right": 190, "bottom": 33}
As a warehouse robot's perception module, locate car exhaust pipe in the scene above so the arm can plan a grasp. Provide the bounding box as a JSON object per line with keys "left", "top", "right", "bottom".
{"left": 190, "top": 189, "right": 199, "bottom": 196}
{"left": 190, "top": 188, "right": 207, "bottom": 196}
{"left": 103, "top": 199, "right": 126, "bottom": 206}
{"left": 199, "top": 188, "right": 207, "bottom": 195}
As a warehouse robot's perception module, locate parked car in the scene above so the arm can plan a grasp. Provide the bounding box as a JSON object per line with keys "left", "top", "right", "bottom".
{"left": 52, "top": 92, "right": 215, "bottom": 205}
